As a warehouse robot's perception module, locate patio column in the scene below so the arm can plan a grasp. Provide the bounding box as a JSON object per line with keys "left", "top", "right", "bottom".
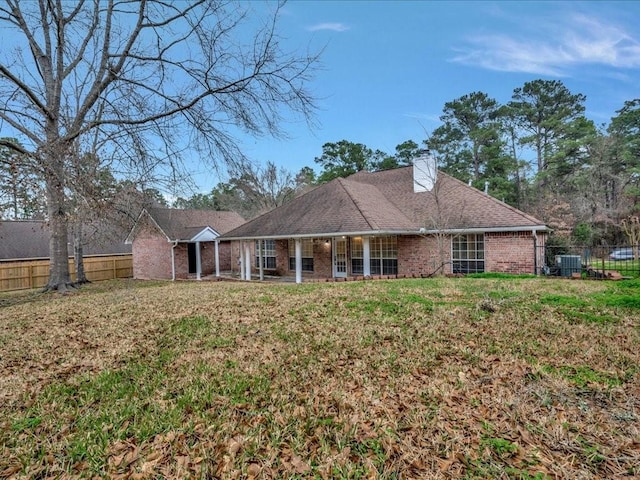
{"left": 244, "top": 242, "right": 252, "bottom": 281}
{"left": 195, "top": 241, "right": 202, "bottom": 280}
{"left": 214, "top": 239, "right": 220, "bottom": 277}
{"left": 258, "top": 240, "right": 264, "bottom": 281}
{"left": 295, "top": 238, "right": 302, "bottom": 284}
{"left": 239, "top": 241, "right": 245, "bottom": 280}
{"left": 363, "top": 236, "right": 371, "bottom": 277}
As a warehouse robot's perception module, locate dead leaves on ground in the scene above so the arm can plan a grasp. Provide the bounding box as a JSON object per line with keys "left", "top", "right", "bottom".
{"left": 1, "top": 279, "right": 639, "bottom": 478}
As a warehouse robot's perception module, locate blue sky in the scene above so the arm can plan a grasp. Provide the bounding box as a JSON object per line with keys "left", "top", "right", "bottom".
{"left": 192, "top": 1, "right": 640, "bottom": 192}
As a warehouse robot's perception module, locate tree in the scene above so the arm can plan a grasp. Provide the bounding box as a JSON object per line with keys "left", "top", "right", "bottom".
{"left": 608, "top": 99, "right": 640, "bottom": 212}
{"left": 427, "top": 92, "right": 504, "bottom": 182}
{"left": 0, "top": 1, "right": 318, "bottom": 291}
{"left": 314, "top": 140, "right": 387, "bottom": 183}
{"left": 210, "top": 159, "right": 298, "bottom": 219}
{"left": 509, "top": 80, "right": 595, "bottom": 183}
{"left": 0, "top": 138, "right": 45, "bottom": 219}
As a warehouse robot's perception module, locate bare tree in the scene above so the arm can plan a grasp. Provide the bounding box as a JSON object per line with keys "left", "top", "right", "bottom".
{"left": 216, "top": 158, "right": 297, "bottom": 219}
{"left": 0, "top": 0, "right": 318, "bottom": 291}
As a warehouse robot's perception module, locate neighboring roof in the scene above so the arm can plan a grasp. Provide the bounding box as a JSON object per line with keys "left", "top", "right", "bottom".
{"left": 0, "top": 220, "right": 132, "bottom": 260}
{"left": 221, "top": 166, "right": 547, "bottom": 240}
{"left": 127, "top": 208, "right": 246, "bottom": 243}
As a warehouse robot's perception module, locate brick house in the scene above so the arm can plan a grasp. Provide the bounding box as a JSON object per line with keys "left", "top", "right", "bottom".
{"left": 220, "top": 154, "right": 548, "bottom": 283}
{"left": 126, "top": 208, "right": 245, "bottom": 280}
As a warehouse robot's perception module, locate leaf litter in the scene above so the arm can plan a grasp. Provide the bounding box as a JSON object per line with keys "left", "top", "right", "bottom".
{"left": 0, "top": 277, "right": 638, "bottom": 478}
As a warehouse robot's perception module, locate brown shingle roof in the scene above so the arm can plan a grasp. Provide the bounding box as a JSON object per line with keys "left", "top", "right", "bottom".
{"left": 221, "top": 166, "right": 546, "bottom": 240}
{"left": 0, "top": 220, "right": 131, "bottom": 260}
{"left": 136, "top": 208, "right": 245, "bottom": 241}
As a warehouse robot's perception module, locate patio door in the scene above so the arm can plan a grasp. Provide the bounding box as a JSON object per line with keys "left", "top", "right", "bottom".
{"left": 333, "top": 237, "right": 347, "bottom": 278}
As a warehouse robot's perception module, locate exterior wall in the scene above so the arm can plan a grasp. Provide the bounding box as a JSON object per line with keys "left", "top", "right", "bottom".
{"left": 272, "top": 238, "right": 332, "bottom": 280}
{"left": 484, "top": 231, "right": 539, "bottom": 275}
{"left": 231, "top": 231, "right": 544, "bottom": 281}
{"left": 132, "top": 216, "right": 236, "bottom": 279}
{"left": 397, "top": 235, "right": 452, "bottom": 276}
{"left": 132, "top": 221, "right": 173, "bottom": 280}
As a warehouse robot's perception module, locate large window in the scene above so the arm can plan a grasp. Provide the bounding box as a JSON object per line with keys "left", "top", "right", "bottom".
{"left": 288, "top": 239, "right": 314, "bottom": 272}
{"left": 351, "top": 237, "right": 364, "bottom": 274}
{"left": 452, "top": 234, "right": 485, "bottom": 273}
{"left": 255, "top": 240, "right": 276, "bottom": 269}
{"left": 351, "top": 236, "right": 398, "bottom": 275}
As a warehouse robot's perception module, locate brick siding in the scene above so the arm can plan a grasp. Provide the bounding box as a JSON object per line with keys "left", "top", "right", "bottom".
{"left": 132, "top": 217, "right": 236, "bottom": 279}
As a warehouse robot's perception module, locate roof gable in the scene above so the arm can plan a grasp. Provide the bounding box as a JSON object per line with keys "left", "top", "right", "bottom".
{"left": 127, "top": 208, "right": 245, "bottom": 243}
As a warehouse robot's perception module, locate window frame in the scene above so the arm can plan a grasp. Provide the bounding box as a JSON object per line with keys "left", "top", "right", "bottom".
{"left": 255, "top": 239, "right": 276, "bottom": 270}
{"left": 288, "top": 238, "right": 314, "bottom": 272}
{"left": 451, "top": 233, "right": 485, "bottom": 274}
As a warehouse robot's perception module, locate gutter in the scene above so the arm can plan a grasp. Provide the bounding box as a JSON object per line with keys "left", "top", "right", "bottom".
{"left": 220, "top": 225, "right": 549, "bottom": 242}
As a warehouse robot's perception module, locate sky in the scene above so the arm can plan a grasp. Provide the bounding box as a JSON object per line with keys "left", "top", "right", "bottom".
{"left": 173, "top": 2, "right": 640, "bottom": 192}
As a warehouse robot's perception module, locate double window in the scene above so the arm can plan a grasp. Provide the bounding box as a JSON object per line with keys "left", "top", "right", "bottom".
{"left": 351, "top": 236, "right": 398, "bottom": 275}
{"left": 288, "top": 239, "right": 314, "bottom": 272}
{"left": 452, "top": 234, "right": 485, "bottom": 273}
{"left": 255, "top": 240, "right": 276, "bottom": 269}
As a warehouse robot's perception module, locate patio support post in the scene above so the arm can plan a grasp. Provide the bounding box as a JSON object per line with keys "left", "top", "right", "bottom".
{"left": 258, "top": 240, "right": 264, "bottom": 281}
{"left": 295, "top": 238, "right": 302, "bottom": 284}
{"left": 244, "top": 242, "right": 251, "bottom": 281}
{"left": 214, "top": 239, "right": 220, "bottom": 277}
{"left": 239, "top": 241, "right": 245, "bottom": 280}
{"left": 195, "top": 241, "right": 202, "bottom": 280}
{"left": 363, "top": 236, "right": 371, "bottom": 277}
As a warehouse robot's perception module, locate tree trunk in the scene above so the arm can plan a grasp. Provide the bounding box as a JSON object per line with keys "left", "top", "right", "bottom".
{"left": 73, "top": 221, "right": 89, "bottom": 284}
{"left": 45, "top": 155, "right": 73, "bottom": 292}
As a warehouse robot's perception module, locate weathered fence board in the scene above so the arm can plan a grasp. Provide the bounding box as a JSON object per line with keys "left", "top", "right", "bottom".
{"left": 0, "top": 255, "right": 133, "bottom": 292}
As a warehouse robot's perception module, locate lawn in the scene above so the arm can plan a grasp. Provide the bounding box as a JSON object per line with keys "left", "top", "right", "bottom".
{"left": 1, "top": 277, "right": 639, "bottom": 479}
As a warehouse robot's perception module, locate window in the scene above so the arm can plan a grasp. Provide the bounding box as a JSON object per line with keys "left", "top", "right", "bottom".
{"left": 370, "top": 236, "right": 398, "bottom": 275}
{"left": 288, "top": 239, "right": 314, "bottom": 272}
{"left": 351, "top": 237, "right": 364, "bottom": 274}
{"left": 452, "top": 234, "right": 485, "bottom": 273}
{"left": 255, "top": 240, "right": 276, "bottom": 269}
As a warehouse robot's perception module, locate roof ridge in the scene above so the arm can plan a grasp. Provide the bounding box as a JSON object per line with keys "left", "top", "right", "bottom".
{"left": 336, "top": 178, "right": 379, "bottom": 230}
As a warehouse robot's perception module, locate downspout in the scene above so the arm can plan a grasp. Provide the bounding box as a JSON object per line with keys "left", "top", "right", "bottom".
{"left": 171, "top": 241, "right": 178, "bottom": 281}
{"left": 532, "top": 229, "right": 538, "bottom": 276}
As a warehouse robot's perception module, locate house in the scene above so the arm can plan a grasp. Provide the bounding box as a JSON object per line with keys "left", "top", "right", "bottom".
{"left": 0, "top": 219, "right": 131, "bottom": 260}
{"left": 220, "top": 154, "right": 548, "bottom": 283}
{"left": 126, "top": 208, "right": 245, "bottom": 280}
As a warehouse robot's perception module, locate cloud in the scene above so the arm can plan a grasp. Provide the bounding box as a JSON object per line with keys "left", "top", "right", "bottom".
{"left": 451, "top": 14, "right": 640, "bottom": 76}
{"left": 306, "top": 22, "right": 350, "bottom": 32}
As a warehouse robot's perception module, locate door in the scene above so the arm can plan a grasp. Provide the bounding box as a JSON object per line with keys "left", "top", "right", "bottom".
{"left": 187, "top": 243, "right": 197, "bottom": 274}
{"left": 333, "top": 237, "right": 347, "bottom": 278}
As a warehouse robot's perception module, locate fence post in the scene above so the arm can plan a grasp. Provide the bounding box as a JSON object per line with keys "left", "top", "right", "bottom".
{"left": 113, "top": 257, "right": 117, "bottom": 279}
{"left": 29, "top": 265, "right": 33, "bottom": 289}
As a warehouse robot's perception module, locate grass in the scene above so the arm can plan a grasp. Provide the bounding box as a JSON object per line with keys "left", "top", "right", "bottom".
{"left": 1, "top": 276, "right": 639, "bottom": 479}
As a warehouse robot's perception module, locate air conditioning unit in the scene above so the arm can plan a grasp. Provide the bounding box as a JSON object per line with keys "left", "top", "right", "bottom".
{"left": 555, "top": 255, "right": 581, "bottom": 277}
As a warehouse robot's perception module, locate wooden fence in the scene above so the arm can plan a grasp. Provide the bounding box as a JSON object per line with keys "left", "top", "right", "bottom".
{"left": 0, "top": 254, "right": 133, "bottom": 292}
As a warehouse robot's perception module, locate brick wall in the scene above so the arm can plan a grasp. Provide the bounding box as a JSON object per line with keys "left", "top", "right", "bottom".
{"left": 485, "top": 231, "right": 539, "bottom": 274}
{"left": 398, "top": 235, "right": 452, "bottom": 276}
{"left": 132, "top": 216, "right": 237, "bottom": 279}
{"left": 132, "top": 221, "right": 173, "bottom": 280}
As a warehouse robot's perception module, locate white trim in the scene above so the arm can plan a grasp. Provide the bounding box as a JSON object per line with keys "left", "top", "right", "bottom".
{"left": 221, "top": 225, "right": 548, "bottom": 242}
{"left": 295, "top": 238, "right": 302, "bottom": 284}
{"left": 191, "top": 227, "right": 220, "bottom": 242}
{"left": 244, "top": 243, "right": 251, "bottom": 280}
{"left": 214, "top": 239, "right": 220, "bottom": 277}
{"left": 363, "top": 236, "right": 371, "bottom": 277}
{"left": 195, "top": 241, "right": 202, "bottom": 280}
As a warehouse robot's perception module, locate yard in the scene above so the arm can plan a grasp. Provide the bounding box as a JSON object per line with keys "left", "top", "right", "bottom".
{"left": 1, "top": 277, "right": 639, "bottom": 479}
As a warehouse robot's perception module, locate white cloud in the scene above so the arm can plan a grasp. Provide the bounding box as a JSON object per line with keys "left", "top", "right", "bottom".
{"left": 451, "top": 14, "right": 640, "bottom": 76}
{"left": 306, "top": 22, "right": 350, "bottom": 32}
